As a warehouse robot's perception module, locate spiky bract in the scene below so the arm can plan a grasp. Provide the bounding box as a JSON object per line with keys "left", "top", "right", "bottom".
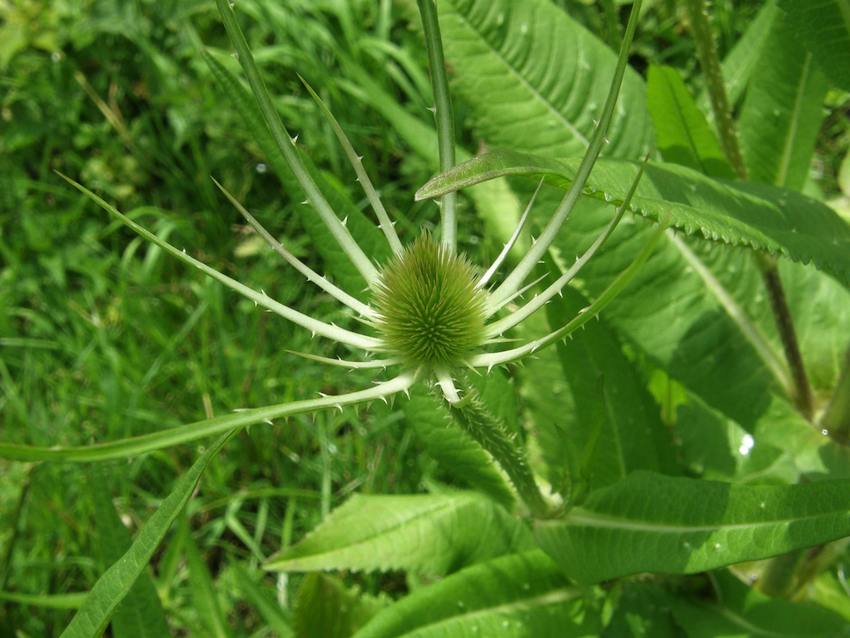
{"left": 373, "top": 233, "right": 486, "bottom": 368}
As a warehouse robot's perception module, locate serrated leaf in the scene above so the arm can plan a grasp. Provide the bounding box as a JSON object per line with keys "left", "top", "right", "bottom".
{"left": 89, "top": 468, "right": 170, "bottom": 638}
{"left": 417, "top": 150, "right": 850, "bottom": 287}
{"left": 437, "top": 0, "right": 653, "bottom": 161}
{"left": 546, "top": 287, "right": 673, "bottom": 490}
{"left": 535, "top": 471, "right": 850, "bottom": 584}
{"left": 647, "top": 65, "right": 734, "bottom": 179}
{"left": 264, "top": 492, "right": 532, "bottom": 576}
{"left": 403, "top": 388, "right": 515, "bottom": 508}
{"left": 778, "top": 0, "right": 850, "bottom": 92}
{"left": 60, "top": 432, "right": 233, "bottom": 637}
{"left": 353, "top": 551, "right": 601, "bottom": 638}
{"left": 739, "top": 12, "right": 829, "bottom": 191}
{"left": 294, "top": 574, "right": 386, "bottom": 638}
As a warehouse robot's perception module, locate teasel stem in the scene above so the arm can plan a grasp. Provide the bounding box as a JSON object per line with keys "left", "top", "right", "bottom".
{"left": 418, "top": 0, "right": 458, "bottom": 251}
{"left": 442, "top": 375, "right": 556, "bottom": 519}
{"left": 685, "top": 0, "right": 813, "bottom": 418}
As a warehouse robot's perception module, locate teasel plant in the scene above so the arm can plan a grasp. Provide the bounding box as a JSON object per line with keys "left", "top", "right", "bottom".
{"left": 38, "top": 0, "right": 667, "bottom": 526}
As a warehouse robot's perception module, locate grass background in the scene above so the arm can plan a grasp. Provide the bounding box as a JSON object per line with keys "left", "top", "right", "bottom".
{"left": 1, "top": 0, "right": 846, "bottom": 635}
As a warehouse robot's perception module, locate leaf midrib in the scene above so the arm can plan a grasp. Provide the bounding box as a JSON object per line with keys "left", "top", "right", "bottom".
{"left": 775, "top": 52, "right": 813, "bottom": 187}
{"left": 445, "top": 1, "right": 590, "bottom": 149}
{"left": 545, "top": 505, "right": 847, "bottom": 535}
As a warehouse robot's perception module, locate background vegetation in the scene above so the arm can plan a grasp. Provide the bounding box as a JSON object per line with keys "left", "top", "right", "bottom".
{"left": 1, "top": 0, "right": 849, "bottom": 635}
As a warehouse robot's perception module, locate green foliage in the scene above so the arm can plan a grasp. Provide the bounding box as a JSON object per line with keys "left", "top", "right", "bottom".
{"left": 778, "top": 0, "right": 850, "bottom": 92}
{"left": 738, "top": 11, "right": 829, "bottom": 190}
{"left": 265, "top": 492, "right": 532, "bottom": 575}
{"left": 417, "top": 150, "right": 850, "bottom": 287}
{"left": 294, "top": 574, "right": 386, "bottom": 638}
{"left": 546, "top": 286, "right": 673, "bottom": 492}
{"left": 90, "top": 469, "right": 170, "bottom": 638}
{"left": 402, "top": 388, "right": 516, "bottom": 508}
{"left": 436, "top": 0, "right": 653, "bottom": 160}
{"left": 647, "top": 65, "right": 734, "bottom": 178}
{"left": 353, "top": 551, "right": 600, "bottom": 638}
{"left": 61, "top": 432, "right": 232, "bottom": 637}
{"left": 535, "top": 471, "right": 850, "bottom": 584}
{"left": 3, "top": 0, "right": 850, "bottom": 635}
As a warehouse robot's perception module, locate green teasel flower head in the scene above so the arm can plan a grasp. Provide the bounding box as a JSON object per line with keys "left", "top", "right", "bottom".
{"left": 372, "top": 232, "right": 487, "bottom": 369}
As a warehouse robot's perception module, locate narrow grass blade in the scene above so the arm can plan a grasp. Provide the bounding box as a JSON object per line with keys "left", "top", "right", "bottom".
{"left": 59, "top": 431, "right": 234, "bottom": 638}
{"left": 214, "top": 0, "right": 379, "bottom": 284}
{"left": 232, "top": 564, "right": 294, "bottom": 638}
{"left": 184, "top": 523, "right": 232, "bottom": 638}
{"left": 487, "top": 0, "right": 643, "bottom": 307}
{"left": 213, "top": 178, "right": 376, "bottom": 318}
{"left": 0, "top": 373, "right": 417, "bottom": 462}
{"left": 485, "top": 159, "right": 645, "bottom": 331}
{"left": 59, "top": 173, "right": 380, "bottom": 351}
{"left": 298, "top": 77, "right": 403, "bottom": 255}
{"left": 0, "top": 591, "right": 87, "bottom": 610}
{"left": 470, "top": 219, "right": 666, "bottom": 369}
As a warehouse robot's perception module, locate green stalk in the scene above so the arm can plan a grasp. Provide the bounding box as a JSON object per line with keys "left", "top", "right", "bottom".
{"left": 685, "top": 0, "right": 813, "bottom": 418}
{"left": 684, "top": 0, "right": 746, "bottom": 178}
{"left": 417, "top": 0, "right": 458, "bottom": 250}
{"left": 443, "top": 376, "right": 555, "bottom": 519}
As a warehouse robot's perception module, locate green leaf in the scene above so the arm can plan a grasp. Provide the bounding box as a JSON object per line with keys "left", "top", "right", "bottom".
{"left": 353, "top": 551, "right": 600, "bottom": 638}
{"left": 89, "top": 468, "right": 170, "bottom": 638}
{"left": 778, "top": 0, "right": 850, "bottom": 92}
{"left": 603, "top": 583, "right": 684, "bottom": 638}
{"left": 437, "top": 0, "right": 653, "bottom": 161}
{"left": 60, "top": 432, "right": 234, "bottom": 637}
{"left": 647, "top": 65, "right": 734, "bottom": 178}
{"left": 183, "top": 522, "right": 232, "bottom": 638}
{"left": 294, "top": 574, "right": 386, "bottom": 638}
{"left": 546, "top": 287, "right": 673, "bottom": 490}
{"left": 264, "top": 492, "right": 532, "bottom": 576}
{"left": 712, "top": 0, "right": 781, "bottom": 109}
{"left": 674, "top": 392, "right": 798, "bottom": 484}
{"left": 739, "top": 12, "right": 829, "bottom": 191}
{"left": 417, "top": 149, "right": 850, "bottom": 287}
{"left": 403, "top": 388, "right": 516, "bottom": 508}
{"left": 670, "top": 571, "right": 849, "bottom": 638}
{"left": 535, "top": 471, "right": 850, "bottom": 584}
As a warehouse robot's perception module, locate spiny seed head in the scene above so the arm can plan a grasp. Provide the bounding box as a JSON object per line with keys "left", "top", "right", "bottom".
{"left": 372, "top": 233, "right": 487, "bottom": 369}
